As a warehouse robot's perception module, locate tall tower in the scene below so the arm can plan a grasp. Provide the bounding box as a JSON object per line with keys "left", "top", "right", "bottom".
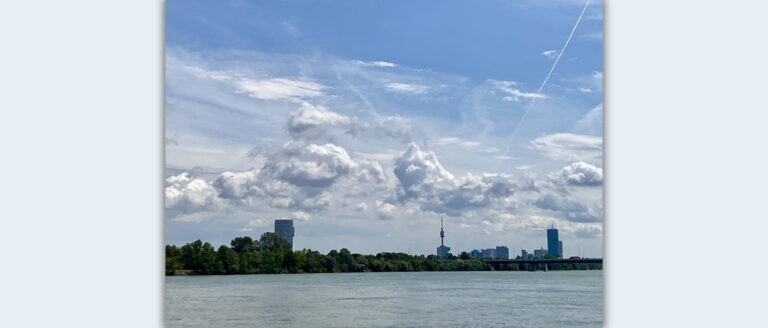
{"left": 436, "top": 217, "right": 450, "bottom": 258}
{"left": 547, "top": 224, "right": 560, "bottom": 257}
{"left": 274, "top": 219, "right": 294, "bottom": 248}
{"left": 440, "top": 217, "right": 445, "bottom": 247}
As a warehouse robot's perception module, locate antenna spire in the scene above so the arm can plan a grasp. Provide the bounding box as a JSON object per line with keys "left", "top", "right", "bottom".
{"left": 440, "top": 216, "right": 445, "bottom": 247}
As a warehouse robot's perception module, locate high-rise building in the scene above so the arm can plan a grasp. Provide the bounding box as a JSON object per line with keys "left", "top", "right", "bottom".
{"left": 495, "top": 246, "right": 509, "bottom": 259}
{"left": 470, "top": 249, "right": 483, "bottom": 258}
{"left": 482, "top": 248, "right": 496, "bottom": 259}
{"left": 558, "top": 241, "right": 563, "bottom": 258}
{"left": 521, "top": 249, "right": 528, "bottom": 259}
{"left": 533, "top": 247, "right": 547, "bottom": 259}
{"left": 436, "top": 218, "right": 451, "bottom": 257}
{"left": 274, "top": 219, "right": 294, "bottom": 247}
{"left": 547, "top": 225, "right": 560, "bottom": 257}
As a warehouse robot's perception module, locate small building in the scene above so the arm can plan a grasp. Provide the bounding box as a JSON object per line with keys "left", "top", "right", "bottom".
{"left": 521, "top": 249, "right": 528, "bottom": 259}
{"left": 437, "top": 245, "right": 451, "bottom": 258}
{"left": 470, "top": 249, "right": 483, "bottom": 258}
{"left": 495, "top": 246, "right": 509, "bottom": 260}
{"left": 533, "top": 248, "right": 547, "bottom": 259}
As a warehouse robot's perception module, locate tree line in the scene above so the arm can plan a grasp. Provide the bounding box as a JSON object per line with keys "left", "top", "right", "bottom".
{"left": 165, "top": 233, "right": 601, "bottom": 275}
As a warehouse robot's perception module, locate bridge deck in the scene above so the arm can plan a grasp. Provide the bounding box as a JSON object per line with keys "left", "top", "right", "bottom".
{"left": 485, "top": 258, "right": 602, "bottom": 265}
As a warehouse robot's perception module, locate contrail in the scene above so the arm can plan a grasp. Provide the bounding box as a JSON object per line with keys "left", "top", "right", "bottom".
{"left": 509, "top": 0, "right": 591, "bottom": 138}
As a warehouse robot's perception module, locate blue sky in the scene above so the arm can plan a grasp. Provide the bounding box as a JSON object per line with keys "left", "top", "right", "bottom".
{"left": 165, "top": 0, "right": 603, "bottom": 257}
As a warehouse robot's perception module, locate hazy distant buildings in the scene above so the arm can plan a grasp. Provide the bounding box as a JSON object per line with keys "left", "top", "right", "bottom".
{"left": 534, "top": 248, "right": 547, "bottom": 259}
{"left": 274, "top": 219, "right": 294, "bottom": 247}
{"left": 521, "top": 249, "right": 528, "bottom": 259}
{"left": 470, "top": 249, "right": 483, "bottom": 258}
{"left": 558, "top": 241, "right": 563, "bottom": 258}
{"left": 482, "top": 248, "right": 496, "bottom": 259}
{"left": 437, "top": 218, "right": 451, "bottom": 257}
{"left": 547, "top": 226, "right": 560, "bottom": 258}
{"left": 495, "top": 246, "right": 509, "bottom": 259}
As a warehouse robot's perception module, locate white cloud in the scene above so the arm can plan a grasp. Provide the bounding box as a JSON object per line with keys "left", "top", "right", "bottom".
{"left": 592, "top": 71, "right": 603, "bottom": 80}
{"left": 541, "top": 50, "right": 558, "bottom": 59}
{"left": 291, "top": 211, "right": 312, "bottom": 221}
{"left": 492, "top": 80, "right": 547, "bottom": 102}
{"left": 248, "top": 218, "right": 268, "bottom": 227}
{"left": 386, "top": 82, "right": 428, "bottom": 94}
{"left": 432, "top": 137, "right": 482, "bottom": 147}
{"left": 165, "top": 173, "right": 219, "bottom": 209}
{"left": 214, "top": 170, "right": 262, "bottom": 199}
{"left": 181, "top": 64, "right": 326, "bottom": 102}
{"left": 286, "top": 102, "right": 357, "bottom": 139}
{"left": 550, "top": 161, "right": 603, "bottom": 186}
{"left": 235, "top": 77, "right": 325, "bottom": 101}
{"left": 531, "top": 133, "right": 602, "bottom": 162}
{"left": 374, "top": 115, "right": 415, "bottom": 142}
{"left": 353, "top": 60, "right": 397, "bottom": 67}
{"left": 376, "top": 200, "right": 397, "bottom": 220}
{"left": 392, "top": 143, "right": 521, "bottom": 216}
{"left": 355, "top": 202, "right": 368, "bottom": 212}
{"left": 578, "top": 87, "right": 592, "bottom": 93}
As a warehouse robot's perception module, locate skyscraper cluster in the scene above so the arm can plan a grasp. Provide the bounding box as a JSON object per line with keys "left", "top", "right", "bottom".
{"left": 520, "top": 225, "right": 563, "bottom": 259}
{"left": 436, "top": 220, "right": 566, "bottom": 260}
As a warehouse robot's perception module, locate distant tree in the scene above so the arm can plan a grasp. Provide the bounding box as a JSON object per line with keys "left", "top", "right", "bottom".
{"left": 230, "top": 236, "right": 254, "bottom": 253}
{"left": 199, "top": 242, "right": 217, "bottom": 274}
{"left": 459, "top": 252, "right": 471, "bottom": 260}
{"left": 216, "top": 245, "right": 239, "bottom": 274}
{"left": 256, "top": 232, "right": 291, "bottom": 251}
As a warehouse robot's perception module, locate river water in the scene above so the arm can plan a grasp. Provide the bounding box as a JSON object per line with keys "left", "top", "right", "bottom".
{"left": 166, "top": 271, "right": 602, "bottom": 327}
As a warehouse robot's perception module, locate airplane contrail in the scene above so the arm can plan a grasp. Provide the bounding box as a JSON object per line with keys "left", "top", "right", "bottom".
{"left": 509, "top": 0, "right": 591, "bottom": 138}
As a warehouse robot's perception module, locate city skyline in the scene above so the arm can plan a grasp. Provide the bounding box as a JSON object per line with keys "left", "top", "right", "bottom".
{"left": 165, "top": 0, "right": 604, "bottom": 257}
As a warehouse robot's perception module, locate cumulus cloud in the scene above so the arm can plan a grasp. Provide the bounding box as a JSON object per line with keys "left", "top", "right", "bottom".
{"left": 392, "top": 143, "right": 521, "bottom": 216}
{"left": 550, "top": 161, "right": 603, "bottom": 186}
{"left": 263, "top": 141, "right": 380, "bottom": 188}
{"left": 531, "top": 133, "right": 602, "bottom": 162}
{"left": 287, "top": 102, "right": 358, "bottom": 139}
{"left": 386, "top": 82, "right": 428, "bottom": 94}
{"left": 214, "top": 170, "right": 262, "bottom": 199}
{"left": 165, "top": 173, "right": 219, "bottom": 209}
{"left": 376, "top": 200, "right": 397, "bottom": 220}
{"left": 492, "top": 80, "right": 547, "bottom": 102}
{"left": 394, "top": 143, "right": 456, "bottom": 199}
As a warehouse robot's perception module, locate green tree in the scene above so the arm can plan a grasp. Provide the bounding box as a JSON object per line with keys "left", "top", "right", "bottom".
{"left": 230, "top": 236, "right": 254, "bottom": 253}
{"left": 255, "top": 232, "right": 291, "bottom": 251}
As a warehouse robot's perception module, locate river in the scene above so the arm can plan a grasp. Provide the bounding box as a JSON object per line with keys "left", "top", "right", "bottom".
{"left": 166, "top": 271, "right": 602, "bottom": 327}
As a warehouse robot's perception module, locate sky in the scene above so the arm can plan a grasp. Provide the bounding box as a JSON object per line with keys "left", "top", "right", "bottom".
{"left": 165, "top": 0, "right": 603, "bottom": 257}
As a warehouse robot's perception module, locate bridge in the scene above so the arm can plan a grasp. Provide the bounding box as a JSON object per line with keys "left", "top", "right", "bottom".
{"left": 485, "top": 258, "right": 603, "bottom": 271}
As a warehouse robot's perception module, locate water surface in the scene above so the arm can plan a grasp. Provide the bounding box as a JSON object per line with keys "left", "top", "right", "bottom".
{"left": 166, "top": 271, "right": 602, "bottom": 327}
